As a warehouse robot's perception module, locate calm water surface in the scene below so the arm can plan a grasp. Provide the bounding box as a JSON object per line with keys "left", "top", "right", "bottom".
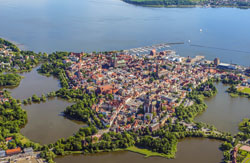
{"left": 0, "top": 0, "right": 250, "bottom": 65}
{"left": 21, "top": 98, "right": 83, "bottom": 145}
{"left": 55, "top": 138, "right": 222, "bottom": 163}
{"left": 2, "top": 67, "right": 83, "bottom": 144}
{"left": 4, "top": 66, "right": 60, "bottom": 100}
{"left": 195, "top": 82, "right": 250, "bottom": 135}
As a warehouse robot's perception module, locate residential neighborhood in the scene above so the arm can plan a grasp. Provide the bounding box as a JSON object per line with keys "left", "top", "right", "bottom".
{"left": 61, "top": 49, "right": 249, "bottom": 134}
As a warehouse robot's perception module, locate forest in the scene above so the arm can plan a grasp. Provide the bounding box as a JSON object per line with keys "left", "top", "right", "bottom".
{"left": 0, "top": 73, "right": 22, "bottom": 86}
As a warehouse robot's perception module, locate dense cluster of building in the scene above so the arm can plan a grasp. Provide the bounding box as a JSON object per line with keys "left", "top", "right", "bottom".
{"left": 0, "top": 137, "right": 33, "bottom": 158}
{"left": 214, "top": 58, "right": 250, "bottom": 86}
{"left": 0, "top": 46, "right": 13, "bottom": 69}
{"left": 0, "top": 45, "right": 36, "bottom": 70}
{"left": 63, "top": 50, "right": 221, "bottom": 132}
{"left": 0, "top": 91, "right": 9, "bottom": 104}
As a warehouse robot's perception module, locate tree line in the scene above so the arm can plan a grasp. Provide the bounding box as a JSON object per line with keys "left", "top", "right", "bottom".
{"left": 0, "top": 73, "right": 22, "bottom": 86}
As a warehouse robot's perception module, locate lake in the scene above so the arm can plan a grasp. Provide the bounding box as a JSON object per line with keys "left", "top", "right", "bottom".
{"left": 0, "top": 0, "right": 250, "bottom": 65}
{"left": 55, "top": 138, "right": 223, "bottom": 163}
{"left": 3, "top": 66, "right": 60, "bottom": 100}
{"left": 1, "top": 66, "right": 229, "bottom": 161}
{"left": 195, "top": 82, "right": 250, "bottom": 135}
{"left": 20, "top": 98, "right": 83, "bottom": 145}
{"left": 1, "top": 0, "right": 250, "bottom": 161}
{"left": 2, "top": 67, "right": 83, "bottom": 144}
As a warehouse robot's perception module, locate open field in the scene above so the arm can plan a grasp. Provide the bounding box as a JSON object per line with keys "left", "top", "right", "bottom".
{"left": 241, "top": 88, "right": 250, "bottom": 95}
{"left": 126, "top": 146, "right": 172, "bottom": 158}
{"left": 230, "top": 93, "right": 239, "bottom": 97}
{"left": 238, "top": 87, "right": 250, "bottom": 95}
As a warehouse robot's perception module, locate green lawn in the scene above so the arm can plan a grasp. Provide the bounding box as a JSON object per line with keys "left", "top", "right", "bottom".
{"left": 126, "top": 146, "right": 173, "bottom": 158}
{"left": 240, "top": 88, "right": 250, "bottom": 95}
{"left": 15, "top": 133, "right": 32, "bottom": 144}
{"left": 229, "top": 93, "right": 239, "bottom": 97}
{"left": 15, "top": 133, "right": 41, "bottom": 147}
{"left": 242, "top": 154, "right": 250, "bottom": 163}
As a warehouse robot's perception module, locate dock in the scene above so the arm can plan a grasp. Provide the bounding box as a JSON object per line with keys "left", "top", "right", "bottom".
{"left": 124, "top": 42, "right": 184, "bottom": 56}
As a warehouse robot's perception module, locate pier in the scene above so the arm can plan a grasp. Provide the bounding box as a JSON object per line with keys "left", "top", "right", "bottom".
{"left": 190, "top": 44, "right": 250, "bottom": 54}
{"left": 124, "top": 42, "right": 184, "bottom": 56}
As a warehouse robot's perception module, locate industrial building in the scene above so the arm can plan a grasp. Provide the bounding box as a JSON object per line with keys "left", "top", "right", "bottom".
{"left": 217, "top": 63, "right": 236, "bottom": 70}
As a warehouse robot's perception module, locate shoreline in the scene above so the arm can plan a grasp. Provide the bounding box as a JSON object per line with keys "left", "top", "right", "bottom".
{"left": 0, "top": 35, "right": 27, "bottom": 51}
{"left": 122, "top": 0, "right": 250, "bottom": 9}
{"left": 1, "top": 37, "right": 249, "bottom": 163}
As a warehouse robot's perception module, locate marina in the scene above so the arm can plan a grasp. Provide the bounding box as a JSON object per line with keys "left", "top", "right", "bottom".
{"left": 124, "top": 42, "right": 184, "bottom": 56}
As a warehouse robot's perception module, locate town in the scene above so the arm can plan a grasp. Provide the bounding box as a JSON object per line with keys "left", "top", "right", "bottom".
{"left": 1, "top": 39, "right": 250, "bottom": 163}
{"left": 63, "top": 49, "right": 250, "bottom": 133}
{"left": 0, "top": 39, "right": 46, "bottom": 72}
{"left": 0, "top": 138, "right": 41, "bottom": 163}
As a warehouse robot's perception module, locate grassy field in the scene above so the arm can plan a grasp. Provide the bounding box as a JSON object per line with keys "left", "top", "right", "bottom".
{"left": 15, "top": 133, "right": 41, "bottom": 147}
{"left": 15, "top": 133, "right": 31, "bottom": 144}
{"left": 126, "top": 146, "right": 173, "bottom": 158}
{"left": 237, "top": 86, "right": 250, "bottom": 95}
{"left": 242, "top": 154, "right": 250, "bottom": 163}
{"left": 240, "top": 88, "right": 250, "bottom": 95}
{"left": 229, "top": 93, "right": 239, "bottom": 97}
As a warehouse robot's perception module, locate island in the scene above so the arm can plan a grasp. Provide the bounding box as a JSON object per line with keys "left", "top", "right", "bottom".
{"left": 122, "top": 0, "right": 250, "bottom": 9}
{"left": 0, "top": 38, "right": 250, "bottom": 163}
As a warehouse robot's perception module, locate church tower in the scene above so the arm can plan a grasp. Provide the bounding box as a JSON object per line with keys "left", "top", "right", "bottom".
{"left": 113, "top": 53, "right": 117, "bottom": 68}
{"left": 144, "top": 93, "right": 152, "bottom": 113}
{"left": 156, "top": 62, "right": 159, "bottom": 78}
{"left": 110, "top": 53, "right": 117, "bottom": 68}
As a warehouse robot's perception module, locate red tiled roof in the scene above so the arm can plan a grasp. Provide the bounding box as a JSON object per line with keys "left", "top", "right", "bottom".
{"left": 5, "top": 137, "right": 12, "bottom": 141}
{"left": 6, "top": 147, "right": 21, "bottom": 155}
{"left": 240, "top": 145, "right": 250, "bottom": 152}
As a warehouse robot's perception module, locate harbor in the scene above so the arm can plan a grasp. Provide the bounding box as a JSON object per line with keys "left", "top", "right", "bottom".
{"left": 124, "top": 42, "right": 184, "bottom": 56}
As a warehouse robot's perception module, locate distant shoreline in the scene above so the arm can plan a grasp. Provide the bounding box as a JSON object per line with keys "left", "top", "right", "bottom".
{"left": 122, "top": 0, "right": 250, "bottom": 9}
{"left": 0, "top": 35, "right": 27, "bottom": 51}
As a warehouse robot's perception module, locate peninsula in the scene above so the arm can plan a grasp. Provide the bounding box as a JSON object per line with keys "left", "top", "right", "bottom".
{"left": 0, "top": 38, "right": 250, "bottom": 163}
